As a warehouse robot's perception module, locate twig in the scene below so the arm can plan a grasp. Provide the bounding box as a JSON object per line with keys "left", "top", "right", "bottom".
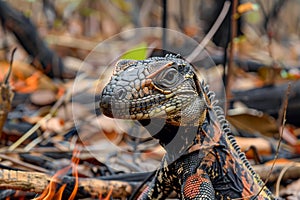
{"left": 0, "top": 154, "right": 48, "bottom": 173}
{"left": 0, "top": 168, "right": 133, "bottom": 198}
{"left": 3, "top": 48, "right": 17, "bottom": 84}
{"left": 253, "top": 162, "right": 300, "bottom": 182}
{"left": 253, "top": 82, "right": 291, "bottom": 199}
{"left": 186, "top": 1, "right": 231, "bottom": 63}
{"left": 225, "top": 0, "right": 238, "bottom": 113}
{"left": 0, "top": 144, "right": 121, "bottom": 155}
{"left": 8, "top": 114, "right": 52, "bottom": 151}
{"left": 7, "top": 73, "right": 89, "bottom": 151}
{"left": 0, "top": 48, "right": 16, "bottom": 138}
{"left": 275, "top": 162, "right": 300, "bottom": 196}
{"left": 8, "top": 87, "right": 69, "bottom": 151}
{"left": 162, "top": 0, "right": 167, "bottom": 52}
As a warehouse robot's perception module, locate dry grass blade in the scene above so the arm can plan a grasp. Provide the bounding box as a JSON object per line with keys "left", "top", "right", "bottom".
{"left": 7, "top": 73, "right": 87, "bottom": 151}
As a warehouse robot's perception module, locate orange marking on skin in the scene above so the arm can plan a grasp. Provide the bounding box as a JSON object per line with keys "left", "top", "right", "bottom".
{"left": 188, "top": 144, "right": 201, "bottom": 153}
{"left": 201, "top": 152, "right": 217, "bottom": 168}
{"left": 140, "top": 79, "right": 152, "bottom": 89}
{"left": 184, "top": 171, "right": 210, "bottom": 199}
{"left": 184, "top": 178, "right": 201, "bottom": 198}
{"left": 241, "top": 175, "right": 253, "bottom": 197}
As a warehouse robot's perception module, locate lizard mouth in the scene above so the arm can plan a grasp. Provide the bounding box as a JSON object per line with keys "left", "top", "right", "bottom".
{"left": 99, "top": 93, "right": 169, "bottom": 119}
{"left": 99, "top": 90, "right": 197, "bottom": 121}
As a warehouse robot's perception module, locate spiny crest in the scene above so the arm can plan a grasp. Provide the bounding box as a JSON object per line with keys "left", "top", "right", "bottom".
{"left": 202, "top": 82, "right": 269, "bottom": 190}
{"left": 201, "top": 82, "right": 228, "bottom": 130}
{"left": 165, "top": 54, "right": 183, "bottom": 59}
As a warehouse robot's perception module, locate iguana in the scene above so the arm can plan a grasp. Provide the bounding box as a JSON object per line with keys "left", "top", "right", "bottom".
{"left": 99, "top": 55, "right": 276, "bottom": 199}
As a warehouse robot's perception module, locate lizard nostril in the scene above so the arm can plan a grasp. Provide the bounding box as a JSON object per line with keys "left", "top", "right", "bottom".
{"left": 114, "top": 88, "right": 127, "bottom": 100}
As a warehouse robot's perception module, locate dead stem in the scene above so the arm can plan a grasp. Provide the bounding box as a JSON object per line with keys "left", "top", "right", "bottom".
{"left": 275, "top": 162, "right": 300, "bottom": 196}
{"left": 226, "top": 0, "right": 238, "bottom": 113}
{"left": 253, "top": 82, "right": 291, "bottom": 199}
{"left": 186, "top": 1, "right": 231, "bottom": 63}
{"left": 0, "top": 48, "right": 16, "bottom": 138}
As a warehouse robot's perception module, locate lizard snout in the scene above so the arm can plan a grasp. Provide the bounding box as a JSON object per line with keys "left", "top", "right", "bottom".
{"left": 99, "top": 85, "right": 130, "bottom": 118}
{"left": 99, "top": 94, "right": 113, "bottom": 117}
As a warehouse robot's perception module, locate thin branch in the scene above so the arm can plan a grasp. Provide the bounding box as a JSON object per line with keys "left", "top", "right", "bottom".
{"left": 0, "top": 169, "right": 133, "bottom": 198}
{"left": 162, "top": 0, "right": 167, "bottom": 52}
{"left": 4, "top": 47, "right": 17, "bottom": 84}
{"left": 225, "top": 0, "right": 238, "bottom": 113}
{"left": 253, "top": 162, "right": 300, "bottom": 182}
{"left": 253, "top": 82, "right": 291, "bottom": 199}
{"left": 186, "top": 1, "right": 231, "bottom": 63}
{"left": 0, "top": 48, "right": 16, "bottom": 138}
{"left": 8, "top": 83, "right": 69, "bottom": 151}
{"left": 0, "top": 154, "right": 48, "bottom": 173}
{"left": 275, "top": 162, "right": 300, "bottom": 196}
{"left": 7, "top": 73, "right": 88, "bottom": 151}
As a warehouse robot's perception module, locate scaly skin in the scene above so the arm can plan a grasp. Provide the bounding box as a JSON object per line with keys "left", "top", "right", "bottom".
{"left": 99, "top": 55, "right": 276, "bottom": 199}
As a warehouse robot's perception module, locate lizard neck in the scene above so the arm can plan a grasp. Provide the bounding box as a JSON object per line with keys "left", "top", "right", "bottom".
{"left": 139, "top": 118, "right": 203, "bottom": 163}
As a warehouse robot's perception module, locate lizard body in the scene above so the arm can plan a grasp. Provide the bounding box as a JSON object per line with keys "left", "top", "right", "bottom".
{"left": 99, "top": 55, "right": 276, "bottom": 199}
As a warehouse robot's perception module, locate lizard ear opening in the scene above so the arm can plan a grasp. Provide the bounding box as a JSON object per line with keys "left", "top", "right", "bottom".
{"left": 113, "top": 59, "right": 137, "bottom": 75}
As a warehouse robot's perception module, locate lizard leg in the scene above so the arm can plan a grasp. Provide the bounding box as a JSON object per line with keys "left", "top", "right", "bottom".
{"left": 137, "top": 169, "right": 173, "bottom": 200}
{"left": 182, "top": 169, "right": 215, "bottom": 200}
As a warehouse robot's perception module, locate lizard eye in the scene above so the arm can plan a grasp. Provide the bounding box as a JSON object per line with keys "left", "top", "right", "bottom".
{"left": 156, "top": 67, "right": 179, "bottom": 88}
{"left": 164, "top": 68, "right": 177, "bottom": 82}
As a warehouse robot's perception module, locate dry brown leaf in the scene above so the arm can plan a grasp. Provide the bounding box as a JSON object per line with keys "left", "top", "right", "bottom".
{"left": 0, "top": 61, "right": 58, "bottom": 93}
{"left": 227, "top": 108, "right": 278, "bottom": 137}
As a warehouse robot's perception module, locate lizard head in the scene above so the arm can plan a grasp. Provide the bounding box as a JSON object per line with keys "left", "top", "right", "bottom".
{"left": 99, "top": 55, "right": 208, "bottom": 126}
